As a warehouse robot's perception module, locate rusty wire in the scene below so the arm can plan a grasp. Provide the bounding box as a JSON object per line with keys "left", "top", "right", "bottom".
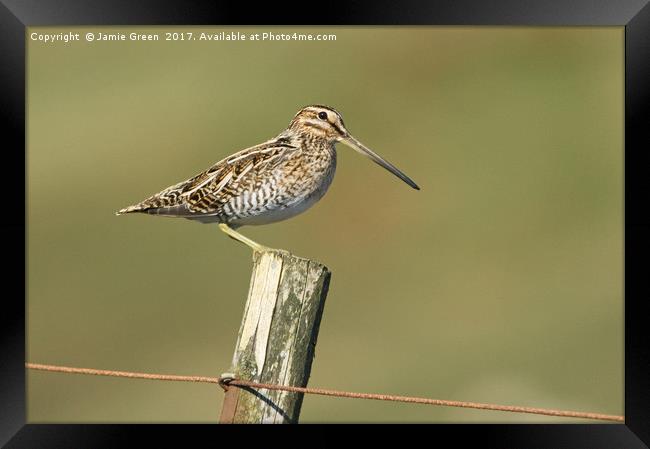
{"left": 26, "top": 362, "right": 624, "bottom": 423}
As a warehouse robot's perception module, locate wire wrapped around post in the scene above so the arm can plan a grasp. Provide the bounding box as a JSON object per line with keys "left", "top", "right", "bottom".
{"left": 219, "top": 249, "right": 331, "bottom": 424}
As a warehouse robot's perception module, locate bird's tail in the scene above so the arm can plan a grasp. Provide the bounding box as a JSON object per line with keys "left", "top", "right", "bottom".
{"left": 115, "top": 204, "right": 146, "bottom": 215}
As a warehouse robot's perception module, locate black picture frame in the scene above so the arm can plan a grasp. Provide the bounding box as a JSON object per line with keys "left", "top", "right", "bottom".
{"left": 2, "top": 0, "right": 648, "bottom": 446}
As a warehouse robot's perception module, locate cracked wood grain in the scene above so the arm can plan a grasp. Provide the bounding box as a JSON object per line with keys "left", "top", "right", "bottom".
{"left": 224, "top": 250, "right": 331, "bottom": 424}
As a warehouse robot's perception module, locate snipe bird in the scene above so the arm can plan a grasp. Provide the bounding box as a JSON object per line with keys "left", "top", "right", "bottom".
{"left": 117, "top": 105, "right": 419, "bottom": 252}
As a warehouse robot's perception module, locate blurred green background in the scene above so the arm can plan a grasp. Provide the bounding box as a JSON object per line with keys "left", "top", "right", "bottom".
{"left": 27, "top": 26, "right": 623, "bottom": 423}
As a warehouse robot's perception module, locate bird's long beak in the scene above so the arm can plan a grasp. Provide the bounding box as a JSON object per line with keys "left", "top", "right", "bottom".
{"left": 341, "top": 134, "right": 420, "bottom": 190}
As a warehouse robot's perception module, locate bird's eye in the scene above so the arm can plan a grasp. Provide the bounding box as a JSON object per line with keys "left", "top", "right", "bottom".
{"left": 318, "top": 111, "right": 328, "bottom": 120}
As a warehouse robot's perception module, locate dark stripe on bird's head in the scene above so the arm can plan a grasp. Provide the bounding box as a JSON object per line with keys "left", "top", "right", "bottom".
{"left": 302, "top": 104, "right": 342, "bottom": 118}
{"left": 331, "top": 122, "right": 346, "bottom": 136}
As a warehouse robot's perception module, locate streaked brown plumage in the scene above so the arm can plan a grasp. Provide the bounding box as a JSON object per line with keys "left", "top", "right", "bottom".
{"left": 117, "top": 105, "right": 419, "bottom": 251}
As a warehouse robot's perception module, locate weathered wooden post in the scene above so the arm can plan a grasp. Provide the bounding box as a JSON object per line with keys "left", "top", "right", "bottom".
{"left": 219, "top": 250, "right": 331, "bottom": 424}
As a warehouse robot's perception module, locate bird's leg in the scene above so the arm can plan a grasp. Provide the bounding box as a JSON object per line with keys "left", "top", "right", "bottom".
{"left": 218, "top": 223, "right": 271, "bottom": 253}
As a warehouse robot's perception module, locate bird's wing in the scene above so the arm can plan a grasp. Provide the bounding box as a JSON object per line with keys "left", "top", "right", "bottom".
{"left": 119, "top": 139, "right": 298, "bottom": 217}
